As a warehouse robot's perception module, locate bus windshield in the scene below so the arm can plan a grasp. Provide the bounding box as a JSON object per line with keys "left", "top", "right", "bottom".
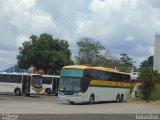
{"left": 59, "top": 77, "right": 81, "bottom": 92}
{"left": 31, "top": 75, "right": 42, "bottom": 88}
{"left": 61, "top": 68, "right": 84, "bottom": 77}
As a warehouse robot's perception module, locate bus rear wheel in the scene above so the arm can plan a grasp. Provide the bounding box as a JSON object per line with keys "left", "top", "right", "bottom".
{"left": 14, "top": 88, "right": 21, "bottom": 96}
{"left": 26, "top": 94, "right": 30, "bottom": 97}
{"left": 89, "top": 94, "right": 94, "bottom": 104}
{"left": 120, "top": 94, "right": 124, "bottom": 102}
{"left": 116, "top": 94, "right": 120, "bottom": 102}
{"left": 69, "top": 101, "right": 75, "bottom": 105}
{"left": 46, "top": 89, "right": 51, "bottom": 95}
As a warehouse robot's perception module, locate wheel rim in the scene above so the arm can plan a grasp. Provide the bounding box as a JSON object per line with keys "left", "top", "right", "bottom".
{"left": 47, "top": 89, "right": 51, "bottom": 95}
{"left": 121, "top": 95, "right": 123, "bottom": 102}
{"left": 89, "top": 95, "right": 94, "bottom": 104}
{"left": 116, "top": 95, "right": 120, "bottom": 102}
{"left": 16, "top": 90, "right": 20, "bottom": 95}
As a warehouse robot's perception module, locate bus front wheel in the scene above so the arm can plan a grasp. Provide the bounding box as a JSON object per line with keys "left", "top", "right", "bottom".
{"left": 89, "top": 94, "right": 94, "bottom": 104}
{"left": 14, "top": 88, "right": 21, "bottom": 96}
{"left": 46, "top": 89, "right": 51, "bottom": 95}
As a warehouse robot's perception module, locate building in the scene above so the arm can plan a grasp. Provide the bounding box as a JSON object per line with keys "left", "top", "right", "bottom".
{"left": 130, "top": 72, "right": 139, "bottom": 83}
{"left": 3, "top": 64, "right": 28, "bottom": 73}
{"left": 153, "top": 34, "right": 160, "bottom": 72}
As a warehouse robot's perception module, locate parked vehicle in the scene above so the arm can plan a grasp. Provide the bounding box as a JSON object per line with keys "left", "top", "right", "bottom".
{"left": 42, "top": 75, "right": 60, "bottom": 95}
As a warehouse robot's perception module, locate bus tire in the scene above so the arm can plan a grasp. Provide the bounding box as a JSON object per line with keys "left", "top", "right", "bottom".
{"left": 116, "top": 94, "right": 120, "bottom": 102}
{"left": 120, "top": 94, "right": 124, "bottom": 102}
{"left": 14, "top": 88, "right": 21, "bottom": 96}
{"left": 26, "top": 94, "right": 30, "bottom": 97}
{"left": 69, "top": 101, "right": 75, "bottom": 105}
{"left": 89, "top": 94, "right": 94, "bottom": 104}
{"left": 46, "top": 88, "right": 51, "bottom": 95}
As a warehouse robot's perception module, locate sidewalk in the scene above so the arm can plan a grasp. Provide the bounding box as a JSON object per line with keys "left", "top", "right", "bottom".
{"left": 128, "top": 98, "right": 160, "bottom": 104}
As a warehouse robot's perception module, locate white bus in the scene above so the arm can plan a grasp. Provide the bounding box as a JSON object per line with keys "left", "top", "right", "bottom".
{"left": 42, "top": 75, "right": 60, "bottom": 95}
{"left": 58, "top": 65, "right": 130, "bottom": 104}
{"left": 0, "top": 73, "right": 42, "bottom": 96}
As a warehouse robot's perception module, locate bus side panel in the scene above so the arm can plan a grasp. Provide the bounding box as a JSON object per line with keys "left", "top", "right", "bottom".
{"left": 82, "top": 86, "right": 130, "bottom": 102}
{"left": 80, "top": 87, "right": 110, "bottom": 102}
{"left": 0, "top": 83, "right": 22, "bottom": 93}
{"left": 41, "top": 84, "right": 52, "bottom": 94}
{"left": 30, "top": 87, "right": 41, "bottom": 94}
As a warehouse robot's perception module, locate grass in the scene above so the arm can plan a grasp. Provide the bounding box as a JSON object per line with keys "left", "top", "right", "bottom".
{"left": 150, "top": 84, "right": 160, "bottom": 101}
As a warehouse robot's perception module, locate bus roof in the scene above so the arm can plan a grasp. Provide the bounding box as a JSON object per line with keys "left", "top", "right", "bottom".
{"left": 91, "top": 67, "right": 129, "bottom": 75}
{"left": 63, "top": 65, "right": 130, "bottom": 75}
{"left": 63, "top": 65, "right": 91, "bottom": 69}
{"left": 0, "top": 72, "right": 41, "bottom": 76}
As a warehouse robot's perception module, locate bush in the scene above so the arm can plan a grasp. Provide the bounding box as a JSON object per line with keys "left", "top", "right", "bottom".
{"left": 150, "top": 84, "right": 160, "bottom": 101}
{"left": 138, "top": 68, "right": 160, "bottom": 100}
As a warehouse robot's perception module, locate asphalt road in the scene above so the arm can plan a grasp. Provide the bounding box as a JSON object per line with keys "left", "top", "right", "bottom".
{"left": 0, "top": 94, "right": 160, "bottom": 120}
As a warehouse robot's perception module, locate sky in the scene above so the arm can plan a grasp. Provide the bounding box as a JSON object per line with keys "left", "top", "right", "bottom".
{"left": 0, "top": 0, "right": 160, "bottom": 70}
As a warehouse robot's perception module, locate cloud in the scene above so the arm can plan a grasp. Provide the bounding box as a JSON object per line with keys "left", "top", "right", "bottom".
{"left": 146, "top": 0, "right": 160, "bottom": 8}
{"left": 0, "top": 0, "right": 57, "bottom": 69}
{"left": 75, "top": 0, "right": 158, "bottom": 65}
{"left": 0, "top": 0, "right": 160, "bottom": 70}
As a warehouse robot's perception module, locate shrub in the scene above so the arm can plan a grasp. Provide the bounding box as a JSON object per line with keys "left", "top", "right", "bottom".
{"left": 138, "top": 68, "right": 160, "bottom": 100}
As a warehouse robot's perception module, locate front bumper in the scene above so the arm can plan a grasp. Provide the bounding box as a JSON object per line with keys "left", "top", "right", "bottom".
{"left": 58, "top": 93, "right": 87, "bottom": 103}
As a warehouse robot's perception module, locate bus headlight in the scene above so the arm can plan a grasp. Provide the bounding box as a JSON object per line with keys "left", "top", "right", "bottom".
{"left": 58, "top": 92, "right": 64, "bottom": 96}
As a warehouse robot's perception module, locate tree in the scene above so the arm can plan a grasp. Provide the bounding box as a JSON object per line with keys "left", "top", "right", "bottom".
{"left": 106, "top": 57, "right": 122, "bottom": 68}
{"left": 139, "top": 56, "right": 153, "bottom": 70}
{"left": 138, "top": 68, "right": 160, "bottom": 100}
{"left": 120, "top": 54, "right": 135, "bottom": 66}
{"left": 75, "top": 37, "right": 110, "bottom": 66}
{"left": 17, "top": 33, "right": 73, "bottom": 74}
{"left": 119, "top": 54, "right": 135, "bottom": 72}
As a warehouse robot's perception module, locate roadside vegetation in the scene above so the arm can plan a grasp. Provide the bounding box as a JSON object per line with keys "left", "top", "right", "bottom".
{"left": 150, "top": 84, "right": 160, "bottom": 101}
{"left": 138, "top": 68, "right": 160, "bottom": 100}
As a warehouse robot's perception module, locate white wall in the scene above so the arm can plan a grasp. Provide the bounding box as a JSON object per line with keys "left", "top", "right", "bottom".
{"left": 153, "top": 35, "right": 160, "bottom": 72}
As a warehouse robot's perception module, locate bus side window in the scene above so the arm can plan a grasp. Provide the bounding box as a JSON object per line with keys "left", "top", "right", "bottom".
{"left": 14, "top": 75, "right": 22, "bottom": 83}
{"left": 43, "top": 77, "right": 52, "bottom": 84}
{"left": 98, "top": 71, "right": 105, "bottom": 80}
{"left": 121, "top": 74, "right": 130, "bottom": 83}
{"left": 81, "top": 78, "right": 90, "bottom": 93}
{"left": 98, "top": 71, "right": 112, "bottom": 81}
{"left": 122, "top": 75, "right": 125, "bottom": 82}
{"left": 105, "top": 72, "right": 112, "bottom": 81}
{"left": 119, "top": 74, "right": 123, "bottom": 82}
{"left": 115, "top": 73, "right": 122, "bottom": 82}
{"left": 112, "top": 73, "right": 117, "bottom": 81}
{"left": 84, "top": 70, "right": 91, "bottom": 79}
{"left": 90, "top": 70, "right": 98, "bottom": 80}
{"left": 0, "top": 75, "right": 4, "bottom": 82}
{"left": 125, "top": 75, "right": 130, "bottom": 83}
{"left": 5, "top": 75, "right": 11, "bottom": 83}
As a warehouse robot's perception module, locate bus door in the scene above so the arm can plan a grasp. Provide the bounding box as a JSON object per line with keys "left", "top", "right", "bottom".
{"left": 52, "top": 77, "right": 59, "bottom": 94}
{"left": 22, "top": 75, "right": 31, "bottom": 94}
